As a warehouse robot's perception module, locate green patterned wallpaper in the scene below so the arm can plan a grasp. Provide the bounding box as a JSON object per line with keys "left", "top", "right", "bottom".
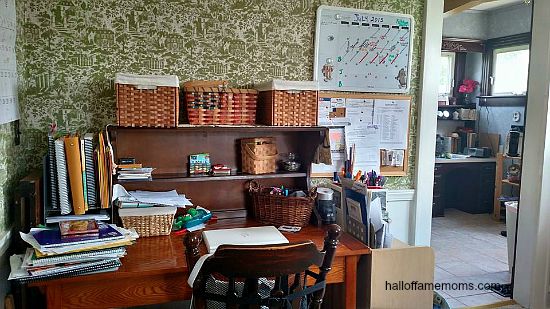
{"left": 0, "top": 122, "right": 25, "bottom": 235}
{"left": 5, "top": 0, "right": 425, "bottom": 229}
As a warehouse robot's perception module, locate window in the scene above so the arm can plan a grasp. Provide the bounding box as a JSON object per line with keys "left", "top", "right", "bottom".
{"left": 491, "top": 45, "right": 529, "bottom": 95}
{"left": 439, "top": 52, "right": 455, "bottom": 98}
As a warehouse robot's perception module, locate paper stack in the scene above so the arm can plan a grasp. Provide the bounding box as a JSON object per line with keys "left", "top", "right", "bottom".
{"left": 117, "top": 167, "right": 154, "bottom": 181}
{"left": 113, "top": 184, "right": 193, "bottom": 208}
{"left": 9, "top": 221, "right": 138, "bottom": 283}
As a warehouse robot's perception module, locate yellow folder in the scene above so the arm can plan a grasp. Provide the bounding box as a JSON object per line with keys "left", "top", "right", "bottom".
{"left": 64, "top": 136, "right": 86, "bottom": 215}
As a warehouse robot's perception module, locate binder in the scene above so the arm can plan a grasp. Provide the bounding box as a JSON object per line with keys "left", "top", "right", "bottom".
{"left": 80, "top": 138, "right": 89, "bottom": 211}
{"left": 83, "top": 133, "right": 97, "bottom": 209}
{"left": 47, "top": 134, "right": 59, "bottom": 210}
{"left": 65, "top": 136, "right": 86, "bottom": 215}
{"left": 55, "top": 139, "right": 72, "bottom": 215}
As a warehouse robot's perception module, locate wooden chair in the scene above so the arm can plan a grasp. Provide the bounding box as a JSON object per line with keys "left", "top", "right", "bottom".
{"left": 184, "top": 224, "right": 342, "bottom": 309}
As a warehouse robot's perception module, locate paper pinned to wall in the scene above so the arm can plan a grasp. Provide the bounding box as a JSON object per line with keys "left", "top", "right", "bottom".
{"left": 318, "top": 97, "right": 349, "bottom": 126}
{"left": 374, "top": 99, "right": 410, "bottom": 149}
{"left": 0, "top": 0, "right": 19, "bottom": 124}
{"left": 345, "top": 123, "right": 381, "bottom": 174}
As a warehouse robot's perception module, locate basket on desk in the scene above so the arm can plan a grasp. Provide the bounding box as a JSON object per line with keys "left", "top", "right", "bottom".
{"left": 118, "top": 207, "right": 176, "bottom": 237}
{"left": 184, "top": 80, "right": 258, "bottom": 125}
{"left": 248, "top": 181, "right": 316, "bottom": 227}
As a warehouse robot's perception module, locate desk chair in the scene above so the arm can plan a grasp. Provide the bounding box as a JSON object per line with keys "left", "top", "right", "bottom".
{"left": 184, "top": 224, "right": 341, "bottom": 309}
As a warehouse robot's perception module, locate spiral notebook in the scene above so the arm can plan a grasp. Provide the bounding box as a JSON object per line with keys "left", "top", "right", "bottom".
{"left": 47, "top": 134, "right": 59, "bottom": 210}
{"left": 83, "top": 133, "right": 97, "bottom": 209}
{"left": 10, "top": 255, "right": 121, "bottom": 283}
{"left": 27, "top": 247, "right": 126, "bottom": 267}
{"left": 55, "top": 138, "right": 72, "bottom": 215}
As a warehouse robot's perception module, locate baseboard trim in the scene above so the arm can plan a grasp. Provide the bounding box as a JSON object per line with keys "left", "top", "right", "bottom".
{"left": 387, "top": 189, "right": 416, "bottom": 202}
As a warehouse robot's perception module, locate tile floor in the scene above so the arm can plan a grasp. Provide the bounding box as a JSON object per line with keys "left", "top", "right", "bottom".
{"left": 432, "top": 208, "right": 512, "bottom": 308}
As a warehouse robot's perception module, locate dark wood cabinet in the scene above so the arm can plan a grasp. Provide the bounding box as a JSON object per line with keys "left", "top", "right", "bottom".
{"left": 432, "top": 161, "right": 496, "bottom": 217}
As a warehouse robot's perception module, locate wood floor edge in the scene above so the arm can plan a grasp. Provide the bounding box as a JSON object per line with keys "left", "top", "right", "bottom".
{"left": 459, "top": 299, "right": 517, "bottom": 309}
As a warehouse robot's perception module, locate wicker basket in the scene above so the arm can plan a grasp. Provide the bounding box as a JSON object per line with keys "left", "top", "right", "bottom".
{"left": 241, "top": 137, "right": 277, "bottom": 174}
{"left": 184, "top": 80, "right": 258, "bottom": 125}
{"left": 115, "top": 74, "right": 180, "bottom": 128}
{"left": 256, "top": 80, "right": 318, "bottom": 126}
{"left": 249, "top": 181, "right": 316, "bottom": 227}
{"left": 118, "top": 207, "right": 177, "bottom": 237}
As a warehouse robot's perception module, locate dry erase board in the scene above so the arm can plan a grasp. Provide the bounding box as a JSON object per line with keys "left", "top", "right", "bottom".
{"left": 314, "top": 6, "right": 414, "bottom": 93}
{"left": 312, "top": 92, "right": 411, "bottom": 177}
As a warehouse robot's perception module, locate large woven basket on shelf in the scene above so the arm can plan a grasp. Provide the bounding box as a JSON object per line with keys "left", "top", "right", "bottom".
{"left": 256, "top": 80, "right": 318, "bottom": 126}
{"left": 249, "top": 181, "right": 316, "bottom": 227}
{"left": 115, "top": 74, "right": 180, "bottom": 128}
{"left": 184, "top": 80, "right": 258, "bottom": 125}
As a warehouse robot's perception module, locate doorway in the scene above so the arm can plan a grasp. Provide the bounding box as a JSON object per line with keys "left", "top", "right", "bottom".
{"left": 431, "top": 1, "right": 531, "bottom": 307}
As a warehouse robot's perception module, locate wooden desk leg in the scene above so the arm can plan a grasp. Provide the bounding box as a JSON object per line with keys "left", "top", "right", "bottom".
{"left": 344, "top": 255, "right": 358, "bottom": 309}
{"left": 46, "top": 285, "right": 62, "bottom": 309}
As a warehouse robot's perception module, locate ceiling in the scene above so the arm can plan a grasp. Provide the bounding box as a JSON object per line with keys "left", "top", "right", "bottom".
{"left": 469, "top": 0, "right": 526, "bottom": 12}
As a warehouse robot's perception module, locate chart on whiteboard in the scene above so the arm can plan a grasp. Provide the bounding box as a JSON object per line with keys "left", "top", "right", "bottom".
{"left": 314, "top": 6, "right": 413, "bottom": 93}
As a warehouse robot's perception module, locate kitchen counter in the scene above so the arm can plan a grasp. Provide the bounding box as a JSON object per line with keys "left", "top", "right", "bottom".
{"left": 435, "top": 157, "right": 497, "bottom": 164}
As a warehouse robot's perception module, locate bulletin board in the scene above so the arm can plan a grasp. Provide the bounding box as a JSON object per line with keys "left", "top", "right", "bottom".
{"left": 312, "top": 92, "right": 411, "bottom": 177}
{"left": 314, "top": 5, "right": 414, "bottom": 93}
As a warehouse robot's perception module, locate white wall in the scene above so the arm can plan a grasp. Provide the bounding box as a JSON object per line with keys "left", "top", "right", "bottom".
{"left": 442, "top": 4, "right": 532, "bottom": 40}
{"left": 443, "top": 11, "right": 487, "bottom": 39}
{"left": 487, "top": 4, "right": 532, "bottom": 39}
{"left": 386, "top": 190, "right": 414, "bottom": 244}
{"left": 412, "top": 0, "right": 444, "bottom": 246}
{"left": 512, "top": 0, "right": 550, "bottom": 306}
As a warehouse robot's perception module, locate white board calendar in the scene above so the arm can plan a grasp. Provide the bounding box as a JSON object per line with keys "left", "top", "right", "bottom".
{"left": 314, "top": 6, "right": 414, "bottom": 93}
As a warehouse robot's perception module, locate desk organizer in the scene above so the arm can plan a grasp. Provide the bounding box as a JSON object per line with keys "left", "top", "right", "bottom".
{"left": 115, "top": 73, "right": 180, "bottom": 127}
{"left": 241, "top": 137, "right": 277, "bottom": 174}
{"left": 184, "top": 80, "right": 258, "bottom": 125}
{"left": 256, "top": 79, "right": 318, "bottom": 126}
{"left": 118, "top": 207, "right": 177, "bottom": 237}
{"left": 249, "top": 181, "right": 316, "bottom": 227}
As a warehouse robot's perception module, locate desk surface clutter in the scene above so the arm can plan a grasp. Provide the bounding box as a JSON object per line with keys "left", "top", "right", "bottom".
{"left": 26, "top": 218, "right": 370, "bottom": 309}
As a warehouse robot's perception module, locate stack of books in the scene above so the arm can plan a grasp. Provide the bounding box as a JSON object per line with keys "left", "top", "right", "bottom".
{"left": 9, "top": 219, "right": 138, "bottom": 283}
{"left": 46, "top": 130, "right": 113, "bottom": 216}
{"left": 117, "top": 167, "right": 154, "bottom": 181}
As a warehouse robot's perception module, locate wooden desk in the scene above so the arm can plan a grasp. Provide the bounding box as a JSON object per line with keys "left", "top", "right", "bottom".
{"left": 30, "top": 218, "right": 370, "bottom": 309}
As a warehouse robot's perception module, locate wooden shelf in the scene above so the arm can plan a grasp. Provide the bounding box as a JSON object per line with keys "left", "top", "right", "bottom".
{"left": 117, "top": 172, "right": 307, "bottom": 184}
{"left": 502, "top": 179, "right": 521, "bottom": 187}
{"left": 503, "top": 154, "right": 522, "bottom": 160}
{"left": 115, "top": 125, "right": 327, "bottom": 133}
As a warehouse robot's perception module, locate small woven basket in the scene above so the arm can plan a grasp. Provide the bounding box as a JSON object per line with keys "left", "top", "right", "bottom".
{"left": 249, "top": 181, "right": 316, "bottom": 227}
{"left": 119, "top": 208, "right": 176, "bottom": 237}
{"left": 241, "top": 137, "right": 278, "bottom": 174}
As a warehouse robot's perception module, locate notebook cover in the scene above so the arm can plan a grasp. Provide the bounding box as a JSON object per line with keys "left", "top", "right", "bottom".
{"left": 55, "top": 139, "right": 72, "bottom": 215}
{"left": 32, "top": 222, "right": 123, "bottom": 248}
{"left": 65, "top": 136, "right": 86, "bottom": 215}
{"left": 59, "top": 220, "right": 99, "bottom": 237}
